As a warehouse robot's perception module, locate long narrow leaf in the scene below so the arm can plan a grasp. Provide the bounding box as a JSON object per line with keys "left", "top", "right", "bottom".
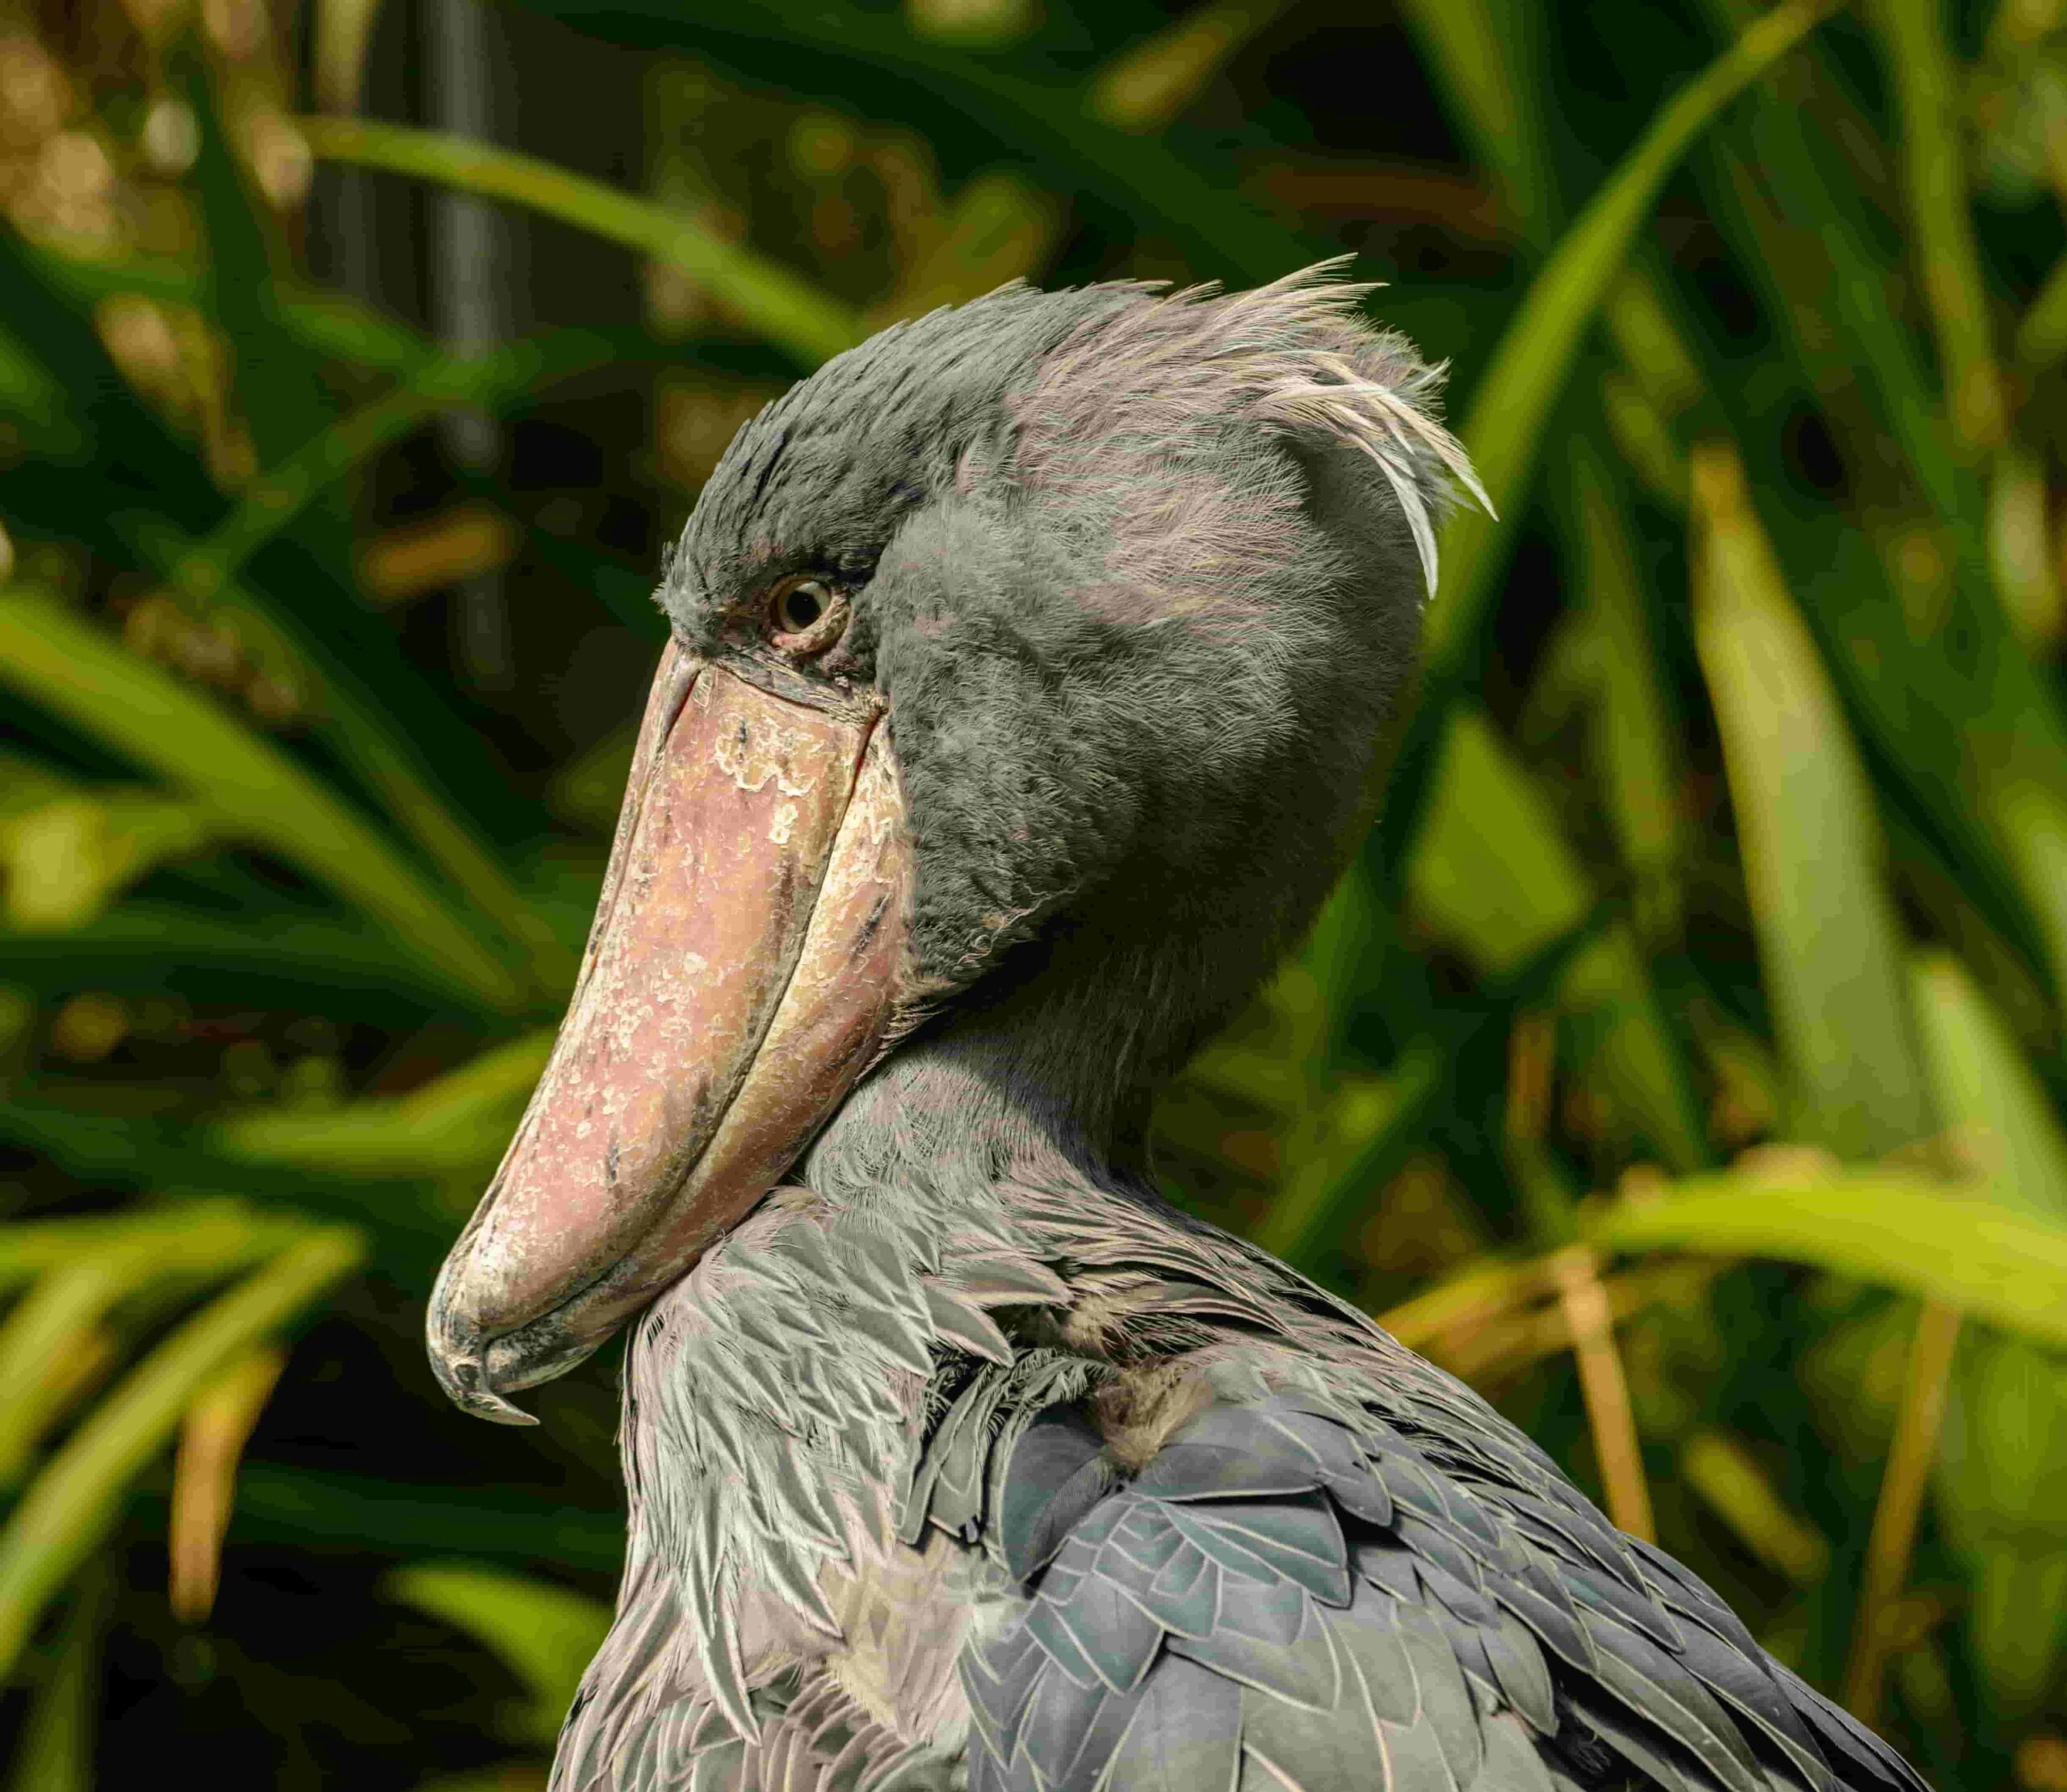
{"left": 0, "top": 1228, "right": 364, "bottom": 1674}
{"left": 385, "top": 1564, "right": 610, "bottom": 1742}
{"left": 1423, "top": 0, "right": 1833, "bottom": 674}
{"left": 0, "top": 590, "right": 520, "bottom": 1011}
{"left": 1911, "top": 947, "right": 2067, "bottom": 1709}
{"left": 1864, "top": 0, "right": 2006, "bottom": 452}
{"left": 1588, "top": 1175, "right": 2067, "bottom": 1347}
{"left": 0, "top": 902, "right": 475, "bottom": 1017}
{"left": 1690, "top": 442, "right": 1930, "bottom": 1157}
{"left": 210, "top": 1030, "right": 551, "bottom": 1177}
{"left": 299, "top": 117, "right": 863, "bottom": 368}
{"left": 0, "top": 1202, "right": 309, "bottom": 1294}
{"left": 1912, "top": 951, "right": 2067, "bottom": 1219}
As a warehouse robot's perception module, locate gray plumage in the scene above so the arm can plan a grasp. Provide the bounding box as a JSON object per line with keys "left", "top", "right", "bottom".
{"left": 537, "top": 269, "right": 1927, "bottom": 1792}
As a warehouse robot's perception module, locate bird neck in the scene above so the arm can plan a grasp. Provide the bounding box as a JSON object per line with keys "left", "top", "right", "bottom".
{"left": 803, "top": 985, "right": 1154, "bottom": 1210}
{"left": 805, "top": 889, "right": 1302, "bottom": 1211}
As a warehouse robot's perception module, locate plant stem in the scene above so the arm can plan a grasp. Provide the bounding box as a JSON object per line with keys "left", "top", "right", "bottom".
{"left": 1550, "top": 1244, "right": 1656, "bottom": 1542}
{"left": 1843, "top": 1298, "right": 1964, "bottom": 1725}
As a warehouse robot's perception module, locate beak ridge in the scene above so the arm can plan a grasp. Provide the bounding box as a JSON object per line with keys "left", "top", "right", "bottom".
{"left": 427, "top": 645, "right": 912, "bottom": 1418}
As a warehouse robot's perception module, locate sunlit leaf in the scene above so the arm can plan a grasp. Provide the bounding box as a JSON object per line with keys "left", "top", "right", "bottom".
{"left": 0, "top": 587, "right": 521, "bottom": 1012}
{"left": 1912, "top": 947, "right": 2067, "bottom": 1710}
{"left": 1424, "top": 0, "right": 1833, "bottom": 675}
{"left": 313, "top": 0, "right": 386, "bottom": 114}
{"left": 0, "top": 1228, "right": 363, "bottom": 1674}
{"left": 0, "top": 790, "right": 216, "bottom": 934}
{"left": 211, "top": 1031, "right": 551, "bottom": 1177}
{"left": 1588, "top": 1173, "right": 2067, "bottom": 1348}
{"left": 1691, "top": 441, "right": 1930, "bottom": 1158}
{"left": 299, "top": 117, "right": 864, "bottom": 368}
{"left": 1989, "top": 443, "right": 2065, "bottom": 646}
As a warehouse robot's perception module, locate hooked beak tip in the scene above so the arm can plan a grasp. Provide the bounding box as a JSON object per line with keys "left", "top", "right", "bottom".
{"left": 428, "top": 1301, "right": 540, "bottom": 1427}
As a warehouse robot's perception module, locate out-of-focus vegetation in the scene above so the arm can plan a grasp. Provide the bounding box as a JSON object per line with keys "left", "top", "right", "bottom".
{"left": 1, "top": 0, "right": 2065, "bottom": 1784}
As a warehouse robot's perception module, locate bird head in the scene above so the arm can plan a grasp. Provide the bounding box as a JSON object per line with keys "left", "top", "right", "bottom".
{"left": 428, "top": 266, "right": 1483, "bottom": 1423}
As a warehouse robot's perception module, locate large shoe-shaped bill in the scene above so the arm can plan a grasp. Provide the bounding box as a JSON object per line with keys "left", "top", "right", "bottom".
{"left": 428, "top": 644, "right": 914, "bottom": 1423}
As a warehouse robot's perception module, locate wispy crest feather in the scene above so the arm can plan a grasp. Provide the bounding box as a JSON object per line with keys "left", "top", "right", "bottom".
{"left": 1015, "top": 259, "right": 1492, "bottom": 601}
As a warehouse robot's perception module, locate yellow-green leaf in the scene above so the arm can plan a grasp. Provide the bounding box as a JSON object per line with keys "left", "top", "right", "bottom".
{"left": 0, "top": 588, "right": 519, "bottom": 1011}
{"left": 1690, "top": 442, "right": 1930, "bottom": 1158}
{"left": 1427, "top": 0, "right": 1832, "bottom": 671}
{"left": 0, "top": 1228, "right": 363, "bottom": 1674}
{"left": 212, "top": 1030, "right": 551, "bottom": 1178}
{"left": 299, "top": 118, "right": 862, "bottom": 368}
{"left": 1588, "top": 1173, "right": 2067, "bottom": 1347}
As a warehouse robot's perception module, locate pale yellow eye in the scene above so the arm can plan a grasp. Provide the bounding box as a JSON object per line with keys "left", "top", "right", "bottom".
{"left": 778, "top": 579, "right": 830, "bottom": 633}
{"left": 767, "top": 576, "right": 848, "bottom": 653}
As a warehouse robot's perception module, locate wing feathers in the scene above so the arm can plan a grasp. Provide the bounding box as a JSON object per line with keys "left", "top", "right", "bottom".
{"left": 953, "top": 1381, "right": 1931, "bottom": 1792}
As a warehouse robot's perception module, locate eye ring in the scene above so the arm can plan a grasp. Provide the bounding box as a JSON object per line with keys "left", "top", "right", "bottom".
{"left": 766, "top": 575, "right": 849, "bottom": 656}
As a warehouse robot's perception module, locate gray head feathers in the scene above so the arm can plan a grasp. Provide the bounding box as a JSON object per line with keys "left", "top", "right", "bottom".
{"left": 1014, "top": 259, "right": 1491, "bottom": 601}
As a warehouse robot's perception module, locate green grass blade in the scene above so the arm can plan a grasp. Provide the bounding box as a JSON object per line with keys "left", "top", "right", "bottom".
{"left": 0, "top": 1262, "right": 128, "bottom": 1487}
{"left": 1587, "top": 1173, "right": 2067, "bottom": 1346}
{"left": 1558, "top": 436, "right": 1687, "bottom": 942}
{"left": 1911, "top": 951, "right": 2067, "bottom": 1219}
{"left": 1690, "top": 442, "right": 1931, "bottom": 1157}
{"left": 0, "top": 1226, "right": 364, "bottom": 1675}
{"left": 1864, "top": 0, "right": 2006, "bottom": 452}
{"left": 0, "top": 232, "right": 555, "bottom": 871}
{"left": 0, "top": 902, "right": 473, "bottom": 1018}
{"left": 1424, "top": 0, "right": 1832, "bottom": 678}
{"left": 299, "top": 116, "right": 863, "bottom": 367}
{"left": 188, "top": 65, "right": 341, "bottom": 466}
{"left": 0, "top": 589, "right": 521, "bottom": 1011}
{"left": 2, "top": 1557, "right": 107, "bottom": 1792}
{"left": 0, "top": 1202, "right": 309, "bottom": 1293}
{"left": 1910, "top": 949, "right": 2067, "bottom": 1710}
{"left": 384, "top": 1564, "right": 611, "bottom": 1742}
{"left": 210, "top": 1030, "right": 550, "bottom": 1177}
{"left": 137, "top": 344, "right": 627, "bottom": 994}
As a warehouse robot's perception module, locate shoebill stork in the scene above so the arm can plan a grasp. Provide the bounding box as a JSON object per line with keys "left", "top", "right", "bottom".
{"left": 426, "top": 269, "right": 1927, "bottom": 1792}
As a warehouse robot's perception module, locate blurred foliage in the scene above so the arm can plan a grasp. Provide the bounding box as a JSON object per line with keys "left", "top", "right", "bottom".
{"left": 2, "top": 0, "right": 2067, "bottom": 1786}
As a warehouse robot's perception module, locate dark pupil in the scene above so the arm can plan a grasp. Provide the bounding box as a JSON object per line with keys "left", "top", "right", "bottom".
{"left": 784, "top": 585, "right": 824, "bottom": 630}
